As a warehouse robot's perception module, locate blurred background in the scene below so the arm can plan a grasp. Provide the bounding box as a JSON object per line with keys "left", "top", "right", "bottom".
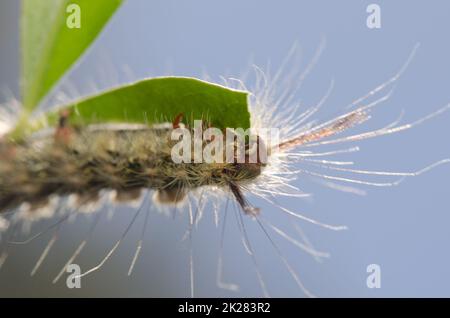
{"left": 0, "top": 0, "right": 450, "bottom": 297}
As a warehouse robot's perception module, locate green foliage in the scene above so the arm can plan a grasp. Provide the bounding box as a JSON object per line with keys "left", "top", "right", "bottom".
{"left": 15, "top": 1, "right": 251, "bottom": 142}
{"left": 21, "top": 0, "right": 123, "bottom": 110}
{"left": 45, "top": 77, "right": 250, "bottom": 130}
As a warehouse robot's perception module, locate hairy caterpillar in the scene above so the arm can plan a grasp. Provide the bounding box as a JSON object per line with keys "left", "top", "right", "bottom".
{"left": 0, "top": 118, "right": 267, "bottom": 215}
{"left": 0, "top": 43, "right": 449, "bottom": 297}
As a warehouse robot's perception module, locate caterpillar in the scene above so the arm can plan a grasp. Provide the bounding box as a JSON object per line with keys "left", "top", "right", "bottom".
{"left": 0, "top": 43, "right": 449, "bottom": 297}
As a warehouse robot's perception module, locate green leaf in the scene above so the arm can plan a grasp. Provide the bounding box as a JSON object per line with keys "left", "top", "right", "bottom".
{"left": 21, "top": 0, "right": 123, "bottom": 111}
{"left": 20, "top": 77, "right": 250, "bottom": 138}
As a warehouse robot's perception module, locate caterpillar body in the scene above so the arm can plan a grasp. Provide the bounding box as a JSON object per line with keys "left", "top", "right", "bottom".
{"left": 0, "top": 119, "right": 266, "bottom": 216}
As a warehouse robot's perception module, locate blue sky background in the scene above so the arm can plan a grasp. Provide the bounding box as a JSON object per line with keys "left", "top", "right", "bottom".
{"left": 0, "top": 0, "right": 450, "bottom": 297}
